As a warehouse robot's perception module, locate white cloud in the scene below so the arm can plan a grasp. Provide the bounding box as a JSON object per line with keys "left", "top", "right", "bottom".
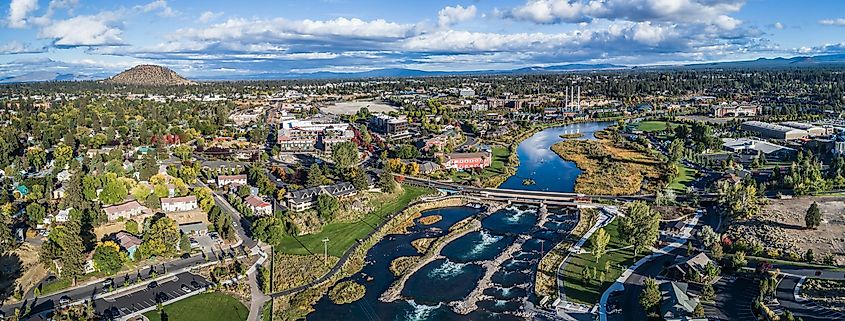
{"left": 198, "top": 11, "right": 222, "bottom": 23}
{"left": 774, "top": 22, "right": 784, "bottom": 30}
{"left": 8, "top": 0, "right": 39, "bottom": 28}
{"left": 437, "top": 5, "right": 477, "bottom": 27}
{"left": 135, "top": 0, "right": 177, "bottom": 17}
{"left": 177, "top": 17, "right": 418, "bottom": 42}
{"left": 819, "top": 18, "right": 845, "bottom": 26}
{"left": 39, "top": 12, "right": 125, "bottom": 46}
{"left": 506, "top": 0, "right": 744, "bottom": 30}
{"left": 0, "top": 40, "right": 43, "bottom": 54}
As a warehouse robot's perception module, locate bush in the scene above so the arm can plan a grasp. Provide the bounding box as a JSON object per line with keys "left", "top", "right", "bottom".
{"left": 327, "top": 281, "right": 365, "bottom": 304}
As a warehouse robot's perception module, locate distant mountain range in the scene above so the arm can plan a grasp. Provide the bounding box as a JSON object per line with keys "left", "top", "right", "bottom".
{"left": 2, "top": 54, "right": 845, "bottom": 84}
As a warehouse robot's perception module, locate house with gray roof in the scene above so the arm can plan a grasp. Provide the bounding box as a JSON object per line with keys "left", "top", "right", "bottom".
{"left": 286, "top": 182, "right": 357, "bottom": 212}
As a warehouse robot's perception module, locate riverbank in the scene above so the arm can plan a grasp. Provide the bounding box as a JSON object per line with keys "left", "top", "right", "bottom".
{"left": 550, "top": 130, "right": 667, "bottom": 195}
{"left": 272, "top": 195, "right": 469, "bottom": 321}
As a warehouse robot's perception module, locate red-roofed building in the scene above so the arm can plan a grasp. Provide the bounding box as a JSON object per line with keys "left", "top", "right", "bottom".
{"left": 443, "top": 152, "right": 492, "bottom": 170}
{"left": 244, "top": 195, "right": 272, "bottom": 216}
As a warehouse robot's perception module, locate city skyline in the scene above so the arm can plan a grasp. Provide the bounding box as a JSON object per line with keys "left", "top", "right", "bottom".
{"left": 3, "top": 0, "right": 845, "bottom": 79}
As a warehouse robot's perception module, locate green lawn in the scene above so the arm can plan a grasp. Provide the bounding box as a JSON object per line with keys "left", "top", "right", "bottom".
{"left": 276, "top": 185, "right": 432, "bottom": 256}
{"left": 144, "top": 292, "right": 248, "bottom": 321}
{"left": 562, "top": 220, "right": 645, "bottom": 305}
{"left": 669, "top": 162, "right": 697, "bottom": 191}
{"left": 634, "top": 121, "right": 679, "bottom": 133}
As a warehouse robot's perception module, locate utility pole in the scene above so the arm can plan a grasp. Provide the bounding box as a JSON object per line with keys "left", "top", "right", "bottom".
{"left": 322, "top": 238, "right": 329, "bottom": 265}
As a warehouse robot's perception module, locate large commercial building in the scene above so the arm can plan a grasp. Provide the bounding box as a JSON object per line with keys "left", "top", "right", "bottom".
{"left": 740, "top": 121, "right": 809, "bottom": 140}
{"left": 286, "top": 182, "right": 357, "bottom": 212}
{"left": 779, "top": 122, "right": 833, "bottom": 137}
{"left": 713, "top": 103, "right": 760, "bottom": 118}
{"left": 369, "top": 114, "right": 410, "bottom": 138}
{"left": 277, "top": 119, "right": 354, "bottom": 153}
{"left": 722, "top": 138, "right": 796, "bottom": 161}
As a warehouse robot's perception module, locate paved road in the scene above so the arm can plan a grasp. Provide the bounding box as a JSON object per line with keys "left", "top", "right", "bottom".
{"left": 197, "top": 180, "right": 258, "bottom": 249}
{"left": 608, "top": 246, "right": 687, "bottom": 321}
{"left": 776, "top": 276, "right": 845, "bottom": 321}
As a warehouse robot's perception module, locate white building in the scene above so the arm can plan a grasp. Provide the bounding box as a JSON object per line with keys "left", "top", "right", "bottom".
{"left": 161, "top": 196, "right": 199, "bottom": 213}
{"left": 244, "top": 195, "right": 272, "bottom": 216}
{"left": 217, "top": 174, "right": 247, "bottom": 187}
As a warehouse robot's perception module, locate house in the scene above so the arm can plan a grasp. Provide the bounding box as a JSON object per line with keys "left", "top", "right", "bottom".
{"left": 286, "top": 182, "right": 357, "bottom": 212}
{"left": 103, "top": 201, "right": 149, "bottom": 221}
{"left": 659, "top": 282, "right": 703, "bottom": 321}
{"left": 665, "top": 253, "right": 716, "bottom": 281}
{"left": 179, "top": 222, "right": 208, "bottom": 236}
{"left": 217, "top": 174, "right": 247, "bottom": 187}
{"left": 161, "top": 196, "right": 198, "bottom": 213}
{"left": 52, "top": 186, "right": 66, "bottom": 200}
{"left": 713, "top": 103, "right": 760, "bottom": 117}
{"left": 114, "top": 231, "right": 143, "bottom": 260}
{"left": 244, "top": 195, "right": 273, "bottom": 216}
{"left": 54, "top": 208, "right": 71, "bottom": 223}
{"left": 443, "top": 152, "right": 492, "bottom": 170}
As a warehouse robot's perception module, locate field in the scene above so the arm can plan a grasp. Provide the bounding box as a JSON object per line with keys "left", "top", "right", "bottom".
{"left": 550, "top": 135, "right": 666, "bottom": 195}
{"left": 276, "top": 185, "right": 432, "bottom": 256}
{"left": 668, "top": 163, "right": 697, "bottom": 191}
{"left": 561, "top": 219, "right": 644, "bottom": 305}
{"left": 726, "top": 196, "right": 845, "bottom": 265}
{"left": 144, "top": 292, "right": 248, "bottom": 321}
{"left": 320, "top": 101, "right": 397, "bottom": 115}
{"left": 633, "top": 120, "right": 678, "bottom": 132}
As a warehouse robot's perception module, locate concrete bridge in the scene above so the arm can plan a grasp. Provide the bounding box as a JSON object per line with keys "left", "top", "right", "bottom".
{"left": 399, "top": 175, "right": 653, "bottom": 207}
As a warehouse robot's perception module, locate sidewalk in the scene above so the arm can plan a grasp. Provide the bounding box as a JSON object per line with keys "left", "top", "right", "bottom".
{"left": 597, "top": 210, "right": 701, "bottom": 321}
{"left": 554, "top": 206, "right": 616, "bottom": 311}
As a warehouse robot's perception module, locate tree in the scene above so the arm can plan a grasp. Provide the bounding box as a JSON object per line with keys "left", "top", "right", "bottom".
{"left": 140, "top": 216, "right": 179, "bottom": 258}
{"left": 698, "top": 225, "right": 719, "bottom": 249}
{"left": 668, "top": 139, "right": 684, "bottom": 163}
{"left": 693, "top": 303, "right": 705, "bottom": 317}
{"left": 351, "top": 171, "right": 369, "bottom": 191}
{"left": 194, "top": 187, "right": 215, "bottom": 212}
{"left": 100, "top": 177, "right": 128, "bottom": 205}
{"left": 306, "top": 164, "right": 324, "bottom": 187}
{"left": 131, "top": 185, "right": 152, "bottom": 203}
{"left": 145, "top": 193, "right": 161, "bottom": 209}
{"left": 238, "top": 185, "right": 251, "bottom": 198}
{"left": 805, "top": 201, "right": 821, "bottom": 229}
{"left": 54, "top": 144, "right": 74, "bottom": 169}
{"left": 639, "top": 277, "right": 661, "bottom": 312}
{"left": 172, "top": 145, "right": 193, "bottom": 161}
{"left": 0, "top": 223, "right": 13, "bottom": 255}
{"left": 125, "top": 219, "right": 139, "bottom": 235}
{"left": 701, "top": 282, "right": 715, "bottom": 301}
{"left": 379, "top": 173, "right": 398, "bottom": 193}
{"left": 717, "top": 180, "right": 760, "bottom": 219}
{"left": 591, "top": 227, "right": 611, "bottom": 262}
{"left": 332, "top": 141, "right": 358, "bottom": 169}
{"left": 316, "top": 194, "right": 339, "bottom": 220}
{"left": 42, "top": 220, "right": 86, "bottom": 283}
{"left": 731, "top": 250, "right": 747, "bottom": 270}
{"left": 25, "top": 146, "right": 47, "bottom": 170}
{"left": 619, "top": 201, "right": 660, "bottom": 256}
{"left": 93, "top": 241, "right": 125, "bottom": 275}
{"left": 26, "top": 202, "right": 46, "bottom": 227}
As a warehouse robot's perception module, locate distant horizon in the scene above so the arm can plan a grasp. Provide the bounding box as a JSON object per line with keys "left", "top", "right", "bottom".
{"left": 3, "top": 0, "right": 845, "bottom": 80}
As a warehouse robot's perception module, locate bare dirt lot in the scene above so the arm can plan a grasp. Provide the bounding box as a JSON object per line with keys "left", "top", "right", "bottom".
{"left": 1, "top": 243, "right": 48, "bottom": 301}
{"left": 726, "top": 196, "right": 845, "bottom": 264}
{"left": 320, "top": 101, "right": 397, "bottom": 115}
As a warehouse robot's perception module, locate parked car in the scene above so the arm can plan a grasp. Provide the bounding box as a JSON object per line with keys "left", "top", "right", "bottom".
{"left": 148, "top": 281, "right": 158, "bottom": 289}
{"left": 181, "top": 284, "right": 192, "bottom": 292}
{"left": 58, "top": 295, "right": 71, "bottom": 305}
{"left": 102, "top": 278, "right": 113, "bottom": 287}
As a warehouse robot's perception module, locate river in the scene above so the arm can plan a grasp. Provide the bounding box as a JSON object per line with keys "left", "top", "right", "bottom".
{"left": 499, "top": 121, "right": 614, "bottom": 192}
{"left": 305, "top": 122, "right": 610, "bottom": 321}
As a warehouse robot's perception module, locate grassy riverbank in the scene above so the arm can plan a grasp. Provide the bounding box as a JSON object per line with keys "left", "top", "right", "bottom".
{"left": 561, "top": 219, "right": 645, "bottom": 305}
{"left": 550, "top": 130, "right": 667, "bottom": 195}
{"left": 276, "top": 185, "right": 432, "bottom": 256}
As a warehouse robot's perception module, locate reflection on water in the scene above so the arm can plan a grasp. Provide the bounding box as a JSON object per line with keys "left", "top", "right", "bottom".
{"left": 499, "top": 122, "right": 612, "bottom": 192}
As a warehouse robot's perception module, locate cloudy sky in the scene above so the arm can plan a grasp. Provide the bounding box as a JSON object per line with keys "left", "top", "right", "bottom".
{"left": 2, "top": 0, "right": 845, "bottom": 79}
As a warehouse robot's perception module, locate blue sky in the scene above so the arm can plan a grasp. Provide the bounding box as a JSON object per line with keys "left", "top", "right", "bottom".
{"left": 2, "top": 0, "right": 845, "bottom": 79}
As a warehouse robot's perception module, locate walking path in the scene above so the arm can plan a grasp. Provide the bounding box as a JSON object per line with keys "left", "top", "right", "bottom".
{"left": 554, "top": 207, "right": 616, "bottom": 311}
{"left": 597, "top": 211, "right": 701, "bottom": 321}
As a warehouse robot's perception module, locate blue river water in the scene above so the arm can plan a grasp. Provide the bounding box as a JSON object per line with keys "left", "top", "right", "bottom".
{"left": 499, "top": 121, "right": 613, "bottom": 192}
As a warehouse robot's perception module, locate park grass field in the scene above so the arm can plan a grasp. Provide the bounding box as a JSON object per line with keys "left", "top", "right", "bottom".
{"left": 669, "top": 163, "right": 697, "bottom": 191}
{"left": 276, "top": 185, "right": 432, "bottom": 256}
{"left": 561, "top": 220, "right": 645, "bottom": 305}
{"left": 634, "top": 120, "right": 679, "bottom": 133}
{"left": 144, "top": 292, "right": 247, "bottom": 321}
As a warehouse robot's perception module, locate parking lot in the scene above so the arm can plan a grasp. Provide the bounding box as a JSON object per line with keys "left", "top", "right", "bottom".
{"left": 95, "top": 272, "right": 211, "bottom": 319}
